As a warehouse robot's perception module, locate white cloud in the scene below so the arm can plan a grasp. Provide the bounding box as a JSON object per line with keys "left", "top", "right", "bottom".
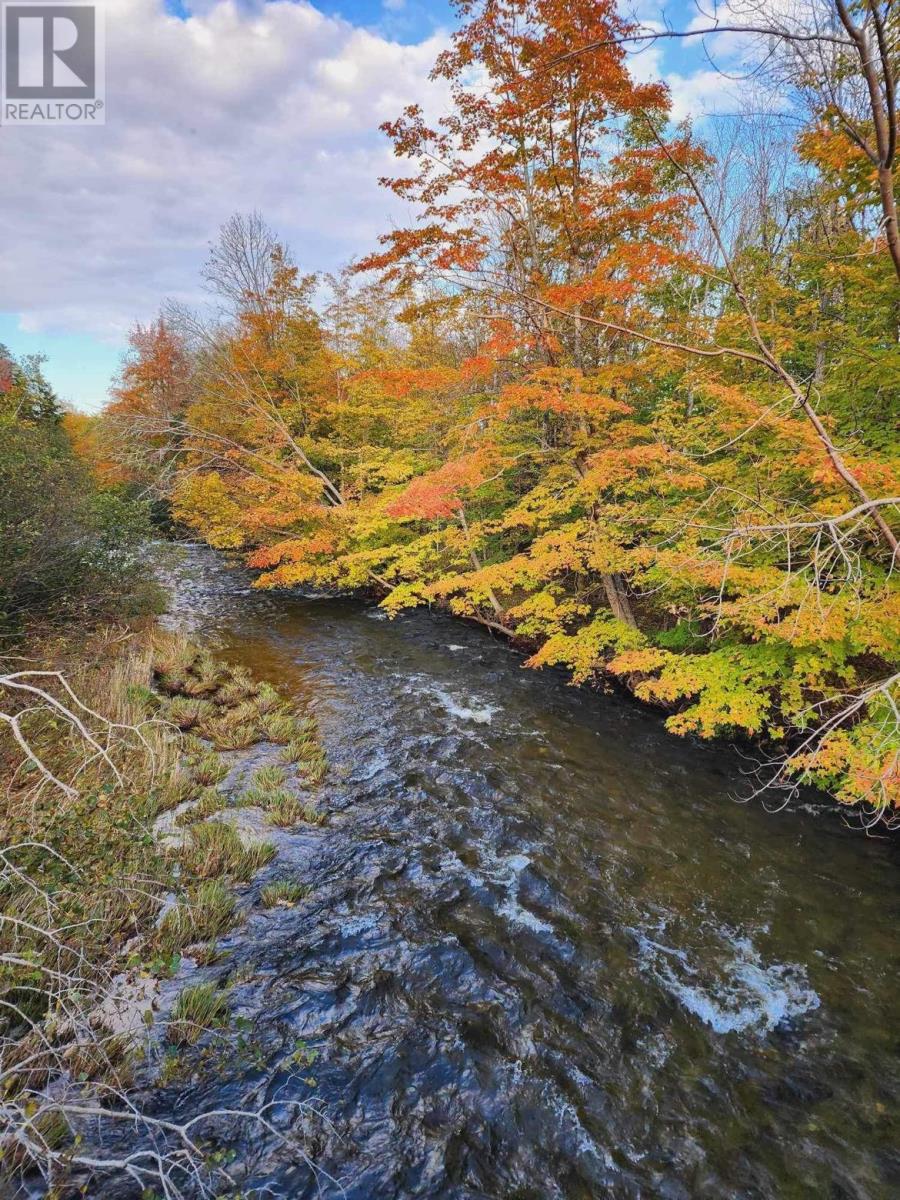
{"left": 1, "top": 0, "right": 749, "bottom": 344}
{"left": 1, "top": 0, "right": 450, "bottom": 338}
{"left": 623, "top": 14, "right": 746, "bottom": 122}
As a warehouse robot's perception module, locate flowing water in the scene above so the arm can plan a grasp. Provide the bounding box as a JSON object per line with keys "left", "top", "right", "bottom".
{"left": 144, "top": 544, "right": 897, "bottom": 1199}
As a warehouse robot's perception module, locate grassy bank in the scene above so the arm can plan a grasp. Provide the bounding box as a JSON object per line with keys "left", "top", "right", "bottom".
{"left": 0, "top": 622, "right": 328, "bottom": 1197}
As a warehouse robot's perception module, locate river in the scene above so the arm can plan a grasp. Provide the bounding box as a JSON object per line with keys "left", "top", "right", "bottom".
{"left": 143, "top": 543, "right": 898, "bottom": 1199}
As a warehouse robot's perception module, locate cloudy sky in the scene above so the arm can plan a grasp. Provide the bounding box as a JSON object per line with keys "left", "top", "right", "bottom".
{"left": 0, "top": 0, "right": 743, "bottom": 410}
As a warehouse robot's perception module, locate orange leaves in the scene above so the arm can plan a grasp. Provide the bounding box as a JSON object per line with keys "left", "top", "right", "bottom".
{"left": 356, "top": 365, "right": 460, "bottom": 400}
{"left": 109, "top": 319, "right": 190, "bottom": 422}
{"left": 433, "top": 241, "right": 487, "bottom": 273}
{"left": 386, "top": 451, "right": 496, "bottom": 521}
{"left": 493, "top": 367, "right": 632, "bottom": 422}
{"left": 583, "top": 442, "right": 706, "bottom": 495}
{"left": 247, "top": 534, "right": 337, "bottom": 570}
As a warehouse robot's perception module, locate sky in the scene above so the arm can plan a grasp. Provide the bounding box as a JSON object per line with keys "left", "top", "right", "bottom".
{"left": 0, "top": 0, "right": 749, "bottom": 411}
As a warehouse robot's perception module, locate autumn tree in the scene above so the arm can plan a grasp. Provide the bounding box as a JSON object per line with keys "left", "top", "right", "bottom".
{"left": 109, "top": 1, "right": 899, "bottom": 820}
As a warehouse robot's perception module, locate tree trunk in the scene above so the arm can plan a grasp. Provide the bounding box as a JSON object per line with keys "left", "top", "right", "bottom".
{"left": 602, "top": 572, "right": 637, "bottom": 628}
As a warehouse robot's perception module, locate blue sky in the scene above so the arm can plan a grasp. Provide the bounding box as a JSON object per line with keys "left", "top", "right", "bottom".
{"left": 1, "top": 0, "right": 734, "bottom": 411}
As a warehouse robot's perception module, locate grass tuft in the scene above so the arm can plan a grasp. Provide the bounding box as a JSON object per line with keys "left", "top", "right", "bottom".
{"left": 179, "top": 821, "right": 275, "bottom": 883}
{"left": 157, "top": 881, "right": 237, "bottom": 954}
{"left": 188, "top": 751, "right": 229, "bottom": 787}
{"left": 260, "top": 880, "right": 308, "bottom": 908}
{"left": 267, "top": 793, "right": 324, "bottom": 827}
{"left": 259, "top": 712, "right": 297, "bottom": 744}
{"left": 175, "top": 786, "right": 227, "bottom": 826}
{"left": 252, "top": 764, "right": 287, "bottom": 791}
{"left": 167, "top": 982, "right": 229, "bottom": 1046}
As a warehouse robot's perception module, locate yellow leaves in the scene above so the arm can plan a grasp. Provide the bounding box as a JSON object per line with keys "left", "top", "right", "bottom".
{"left": 505, "top": 591, "right": 590, "bottom": 638}
{"left": 789, "top": 712, "right": 900, "bottom": 812}
{"left": 608, "top": 647, "right": 671, "bottom": 677}
{"left": 526, "top": 613, "right": 646, "bottom": 683}
{"left": 499, "top": 479, "right": 580, "bottom": 533}
{"left": 381, "top": 582, "right": 431, "bottom": 616}
{"left": 582, "top": 442, "right": 707, "bottom": 495}
{"left": 172, "top": 474, "right": 247, "bottom": 550}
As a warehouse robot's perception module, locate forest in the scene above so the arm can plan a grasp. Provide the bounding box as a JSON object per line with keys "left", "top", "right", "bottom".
{"left": 0, "top": 0, "right": 898, "bottom": 1196}
{"left": 83, "top": 0, "right": 898, "bottom": 820}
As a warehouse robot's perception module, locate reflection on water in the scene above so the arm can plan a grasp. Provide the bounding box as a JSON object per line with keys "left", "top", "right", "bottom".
{"left": 141, "top": 544, "right": 899, "bottom": 1199}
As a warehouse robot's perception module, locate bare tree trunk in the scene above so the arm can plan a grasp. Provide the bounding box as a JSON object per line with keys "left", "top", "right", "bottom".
{"left": 458, "top": 506, "right": 505, "bottom": 619}
{"left": 602, "top": 572, "right": 637, "bottom": 628}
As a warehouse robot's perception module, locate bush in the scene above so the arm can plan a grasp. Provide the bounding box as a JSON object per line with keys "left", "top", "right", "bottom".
{"left": 0, "top": 350, "right": 155, "bottom": 632}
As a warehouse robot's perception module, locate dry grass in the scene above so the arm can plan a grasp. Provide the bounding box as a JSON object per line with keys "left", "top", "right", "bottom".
{"left": 0, "top": 626, "right": 321, "bottom": 1197}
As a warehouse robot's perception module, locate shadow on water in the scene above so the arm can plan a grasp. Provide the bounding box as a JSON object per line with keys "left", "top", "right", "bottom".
{"left": 133, "top": 545, "right": 898, "bottom": 1199}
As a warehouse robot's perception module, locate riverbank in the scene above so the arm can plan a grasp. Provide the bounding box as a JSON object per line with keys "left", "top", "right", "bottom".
{"left": 0, "top": 621, "right": 330, "bottom": 1197}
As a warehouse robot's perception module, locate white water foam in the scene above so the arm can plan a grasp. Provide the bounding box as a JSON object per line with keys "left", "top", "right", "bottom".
{"left": 635, "top": 929, "right": 820, "bottom": 1035}
{"left": 439, "top": 847, "right": 553, "bottom": 934}
{"left": 489, "top": 852, "right": 554, "bottom": 934}
{"left": 430, "top": 687, "right": 498, "bottom": 724}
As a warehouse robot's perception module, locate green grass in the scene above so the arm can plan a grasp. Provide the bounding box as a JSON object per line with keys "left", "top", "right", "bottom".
{"left": 254, "top": 683, "right": 282, "bottom": 715}
{"left": 260, "top": 880, "right": 308, "bottom": 908}
{"left": 266, "top": 794, "right": 317, "bottom": 827}
{"left": 198, "top": 709, "right": 262, "bottom": 750}
{"left": 260, "top": 712, "right": 297, "bottom": 744}
{"left": 157, "top": 881, "right": 237, "bottom": 954}
{"left": 161, "top": 696, "right": 206, "bottom": 731}
{"left": 215, "top": 677, "right": 258, "bottom": 707}
{"left": 252, "top": 764, "right": 288, "bottom": 791}
{"left": 175, "top": 787, "right": 227, "bottom": 826}
{"left": 280, "top": 736, "right": 314, "bottom": 764}
{"left": 179, "top": 821, "right": 275, "bottom": 883}
{"left": 301, "top": 753, "right": 328, "bottom": 786}
{"left": 188, "top": 750, "right": 230, "bottom": 787}
{"left": 167, "top": 983, "right": 229, "bottom": 1046}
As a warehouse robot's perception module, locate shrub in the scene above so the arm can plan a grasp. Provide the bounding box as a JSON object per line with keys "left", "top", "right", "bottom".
{"left": 0, "top": 363, "right": 154, "bottom": 632}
